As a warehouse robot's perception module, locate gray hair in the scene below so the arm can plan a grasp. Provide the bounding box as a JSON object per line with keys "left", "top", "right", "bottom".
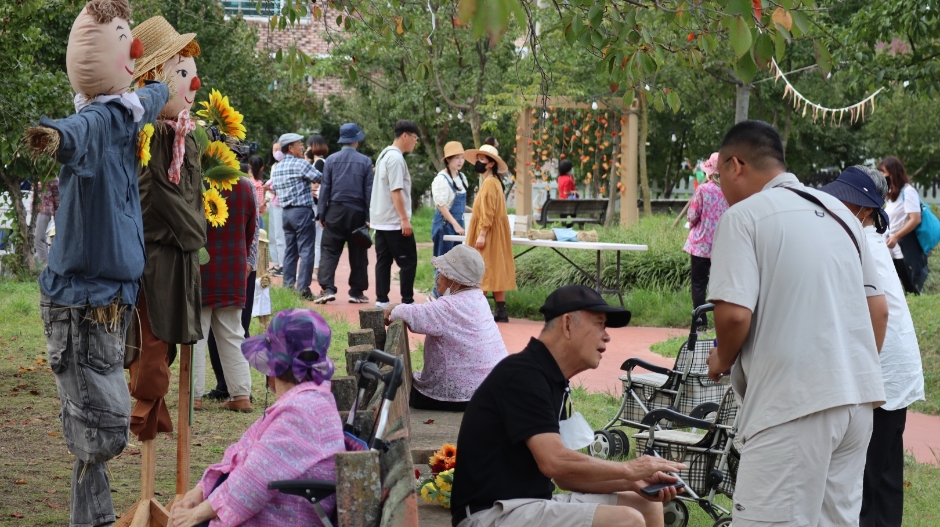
{"left": 851, "top": 165, "right": 888, "bottom": 201}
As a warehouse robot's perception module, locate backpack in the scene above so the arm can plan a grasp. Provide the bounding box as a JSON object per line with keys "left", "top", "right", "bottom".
{"left": 903, "top": 188, "right": 940, "bottom": 254}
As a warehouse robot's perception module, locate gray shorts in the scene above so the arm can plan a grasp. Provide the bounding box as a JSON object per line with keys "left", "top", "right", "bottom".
{"left": 458, "top": 493, "right": 618, "bottom": 527}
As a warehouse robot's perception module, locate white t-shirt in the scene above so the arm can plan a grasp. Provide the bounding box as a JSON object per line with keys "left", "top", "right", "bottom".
{"left": 884, "top": 184, "right": 920, "bottom": 259}
{"left": 369, "top": 146, "right": 412, "bottom": 230}
{"left": 864, "top": 226, "right": 925, "bottom": 410}
{"left": 708, "top": 173, "right": 885, "bottom": 441}
{"left": 431, "top": 171, "right": 468, "bottom": 209}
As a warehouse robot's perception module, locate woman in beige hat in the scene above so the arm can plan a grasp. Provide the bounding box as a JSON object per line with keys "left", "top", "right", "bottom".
{"left": 431, "top": 141, "right": 473, "bottom": 297}
{"left": 384, "top": 244, "right": 507, "bottom": 410}
{"left": 464, "top": 144, "right": 516, "bottom": 322}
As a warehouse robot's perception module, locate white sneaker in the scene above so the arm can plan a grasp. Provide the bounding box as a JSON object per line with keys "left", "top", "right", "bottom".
{"left": 375, "top": 301, "right": 390, "bottom": 308}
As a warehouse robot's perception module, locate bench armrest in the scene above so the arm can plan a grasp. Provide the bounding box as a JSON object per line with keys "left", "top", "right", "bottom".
{"left": 620, "top": 357, "right": 672, "bottom": 376}
{"left": 640, "top": 408, "right": 714, "bottom": 429}
{"left": 268, "top": 479, "right": 336, "bottom": 502}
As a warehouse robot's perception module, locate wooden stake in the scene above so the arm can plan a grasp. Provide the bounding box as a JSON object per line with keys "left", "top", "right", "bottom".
{"left": 141, "top": 440, "right": 156, "bottom": 499}
{"left": 176, "top": 344, "right": 193, "bottom": 502}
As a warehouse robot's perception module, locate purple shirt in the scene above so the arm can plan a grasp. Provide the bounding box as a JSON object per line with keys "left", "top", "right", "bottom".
{"left": 683, "top": 180, "right": 729, "bottom": 259}
{"left": 391, "top": 289, "right": 507, "bottom": 402}
{"left": 200, "top": 382, "right": 344, "bottom": 527}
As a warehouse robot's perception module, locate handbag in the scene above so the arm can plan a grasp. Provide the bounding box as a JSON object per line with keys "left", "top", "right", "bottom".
{"left": 901, "top": 190, "right": 940, "bottom": 254}
{"left": 351, "top": 224, "right": 373, "bottom": 249}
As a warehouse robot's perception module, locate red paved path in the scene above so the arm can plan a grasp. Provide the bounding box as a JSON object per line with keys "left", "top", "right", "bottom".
{"left": 289, "top": 245, "right": 940, "bottom": 465}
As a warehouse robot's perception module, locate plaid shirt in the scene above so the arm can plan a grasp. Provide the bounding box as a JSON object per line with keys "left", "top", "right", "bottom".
{"left": 39, "top": 178, "right": 60, "bottom": 215}
{"left": 270, "top": 154, "right": 321, "bottom": 208}
{"left": 201, "top": 177, "right": 258, "bottom": 308}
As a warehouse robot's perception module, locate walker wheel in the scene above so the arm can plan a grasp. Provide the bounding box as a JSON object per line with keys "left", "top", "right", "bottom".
{"left": 663, "top": 500, "right": 689, "bottom": 527}
{"left": 711, "top": 517, "right": 732, "bottom": 527}
{"left": 589, "top": 430, "right": 615, "bottom": 459}
{"left": 609, "top": 428, "right": 630, "bottom": 459}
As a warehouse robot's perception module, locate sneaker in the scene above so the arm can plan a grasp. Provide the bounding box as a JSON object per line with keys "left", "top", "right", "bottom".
{"left": 203, "top": 389, "right": 229, "bottom": 401}
{"left": 349, "top": 294, "right": 370, "bottom": 304}
{"left": 313, "top": 291, "right": 336, "bottom": 304}
{"left": 300, "top": 289, "right": 314, "bottom": 301}
{"left": 375, "top": 301, "right": 391, "bottom": 308}
{"left": 270, "top": 266, "right": 283, "bottom": 277}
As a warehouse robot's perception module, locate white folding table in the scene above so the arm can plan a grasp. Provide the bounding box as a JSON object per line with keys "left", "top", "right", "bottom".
{"left": 443, "top": 235, "right": 648, "bottom": 306}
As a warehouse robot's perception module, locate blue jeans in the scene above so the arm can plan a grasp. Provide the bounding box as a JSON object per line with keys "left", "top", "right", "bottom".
{"left": 282, "top": 206, "right": 317, "bottom": 293}
{"left": 40, "top": 295, "right": 132, "bottom": 527}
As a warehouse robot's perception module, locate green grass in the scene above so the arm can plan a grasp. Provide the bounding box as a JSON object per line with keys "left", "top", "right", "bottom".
{"left": 908, "top": 293, "right": 940, "bottom": 416}
{"left": 411, "top": 205, "right": 434, "bottom": 244}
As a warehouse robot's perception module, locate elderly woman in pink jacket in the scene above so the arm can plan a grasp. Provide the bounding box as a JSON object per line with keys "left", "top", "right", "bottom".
{"left": 169, "top": 309, "right": 343, "bottom": 527}
{"left": 684, "top": 152, "right": 729, "bottom": 325}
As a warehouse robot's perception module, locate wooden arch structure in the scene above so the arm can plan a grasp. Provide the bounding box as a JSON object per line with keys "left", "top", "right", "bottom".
{"left": 513, "top": 97, "right": 640, "bottom": 231}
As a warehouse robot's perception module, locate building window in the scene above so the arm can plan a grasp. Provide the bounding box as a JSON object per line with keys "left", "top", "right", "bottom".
{"left": 222, "top": 0, "right": 283, "bottom": 18}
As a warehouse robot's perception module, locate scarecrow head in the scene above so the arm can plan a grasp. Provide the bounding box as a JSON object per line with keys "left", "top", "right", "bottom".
{"left": 66, "top": 0, "right": 142, "bottom": 97}
{"left": 132, "top": 16, "right": 201, "bottom": 119}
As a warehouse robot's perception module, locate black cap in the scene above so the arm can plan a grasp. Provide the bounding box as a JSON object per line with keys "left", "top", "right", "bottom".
{"left": 539, "top": 285, "right": 632, "bottom": 328}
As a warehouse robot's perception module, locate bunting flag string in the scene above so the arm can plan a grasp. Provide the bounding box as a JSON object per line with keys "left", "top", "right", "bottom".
{"left": 770, "top": 59, "right": 885, "bottom": 126}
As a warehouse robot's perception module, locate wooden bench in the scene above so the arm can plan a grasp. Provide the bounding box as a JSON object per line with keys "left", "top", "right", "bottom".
{"left": 537, "top": 198, "right": 608, "bottom": 228}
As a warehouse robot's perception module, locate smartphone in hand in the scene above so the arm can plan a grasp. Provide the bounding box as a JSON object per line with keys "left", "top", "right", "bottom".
{"left": 640, "top": 482, "right": 686, "bottom": 497}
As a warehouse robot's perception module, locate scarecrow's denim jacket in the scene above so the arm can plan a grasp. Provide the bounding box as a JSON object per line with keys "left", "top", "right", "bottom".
{"left": 38, "top": 82, "right": 168, "bottom": 308}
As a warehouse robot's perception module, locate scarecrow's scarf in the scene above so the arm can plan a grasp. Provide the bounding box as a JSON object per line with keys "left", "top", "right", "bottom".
{"left": 164, "top": 109, "right": 195, "bottom": 184}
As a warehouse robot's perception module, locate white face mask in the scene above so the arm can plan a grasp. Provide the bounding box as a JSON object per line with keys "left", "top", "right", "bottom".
{"left": 273, "top": 150, "right": 284, "bottom": 162}
{"left": 558, "top": 389, "right": 594, "bottom": 450}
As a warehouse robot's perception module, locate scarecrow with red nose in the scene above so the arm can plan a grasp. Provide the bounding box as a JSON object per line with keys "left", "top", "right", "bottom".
{"left": 124, "top": 16, "right": 206, "bottom": 444}
{"left": 23, "top": 0, "right": 169, "bottom": 525}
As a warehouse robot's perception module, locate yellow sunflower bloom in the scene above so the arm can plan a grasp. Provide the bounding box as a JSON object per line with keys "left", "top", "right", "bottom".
{"left": 205, "top": 140, "right": 239, "bottom": 169}
{"left": 138, "top": 123, "right": 154, "bottom": 166}
{"left": 203, "top": 187, "right": 229, "bottom": 227}
{"left": 420, "top": 482, "right": 435, "bottom": 503}
{"left": 196, "top": 89, "right": 247, "bottom": 140}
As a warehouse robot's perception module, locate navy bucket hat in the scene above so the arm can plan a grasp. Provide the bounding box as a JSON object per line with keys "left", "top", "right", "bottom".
{"left": 820, "top": 166, "right": 890, "bottom": 234}
{"left": 337, "top": 122, "right": 365, "bottom": 144}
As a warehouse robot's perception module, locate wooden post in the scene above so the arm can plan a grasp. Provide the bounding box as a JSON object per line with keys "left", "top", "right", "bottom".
{"left": 515, "top": 109, "right": 533, "bottom": 233}
{"left": 621, "top": 100, "right": 640, "bottom": 227}
{"left": 176, "top": 344, "right": 192, "bottom": 500}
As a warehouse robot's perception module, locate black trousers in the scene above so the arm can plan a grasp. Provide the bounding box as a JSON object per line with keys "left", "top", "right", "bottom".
{"left": 374, "top": 228, "right": 417, "bottom": 304}
{"left": 859, "top": 407, "right": 907, "bottom": 527}
{"left": 317, "top": 203, "right": 369, "bottom": 296}
{"left": 207, "top": 271, "right": 255, "bottom": 395}
{"left": 690, "top": 254, "right": 711, "bottom": 323}
{"left": 409, "top": 385, "right": 468, "bottom": 412}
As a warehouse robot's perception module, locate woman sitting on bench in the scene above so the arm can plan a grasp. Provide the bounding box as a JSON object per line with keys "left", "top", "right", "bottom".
{"left": 383, "top": 245, "right": 508, "bottom": 412}
{"left": 168, "top": 309, "right": 344, "bottom": 527}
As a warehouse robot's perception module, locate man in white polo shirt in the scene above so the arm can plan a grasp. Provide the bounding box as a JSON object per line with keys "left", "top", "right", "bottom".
{"left": 706, "top": 120, "right": 888, "bottom": 526}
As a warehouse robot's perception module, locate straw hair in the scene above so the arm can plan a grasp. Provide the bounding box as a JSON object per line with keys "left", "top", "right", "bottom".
{"left": 24, "top": 126, "right": 61, "bottom": 159}
{"left": 85, "top": 0, "right": 131, "bottom": 24}
{"left": 132, "top": 16, "right": 198, "bottom": 82}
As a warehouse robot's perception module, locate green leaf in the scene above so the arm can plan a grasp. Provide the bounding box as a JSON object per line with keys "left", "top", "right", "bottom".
{"left": 204, "top": 165, "right": 243, "bottom": 182}
{"left": 666, "top": 90, "right": 681, "bottom": 113}
{"left": 814, "top": 39, "right": 833, "bottom": 77}
{"left": 275, "top": 48, "right": 283, "bottom": 62}
{"left": 458, "top": 0, "right": 476, "bottom": 23}
{"left": 774, "top": 27, "right": 787, "bottom": 61}
{"left": 729, "top": 15, "right": 753, "bottom": 58}
{"left": 588, "top": 4, "right": 603, "bottom": 28}
{"left": 639, "top": 51, "right": 657, "bottom": 74}
{"left": 564, "top": 23, "right": 578, "bottom": 45}
{"left": 348, "top": 65, "right": 359, "bottom": 82}
{"left": 623, "top": 90, "right": 636, "bottom": 108}
{"left": 591, "top": 29, "right": 606, "bottom": 47}
{"left": 652, "top": 92, "right": 665, "bottom": 112}
{"left": 733, "top": 51, "right": 759, "bottom": 84}
{"left": 571, "top": 15, "right": 584, "bottom": 38}
{"left": 780, "top": 0, "right": 792, "bottom": 8}
{"left": 727, "top": 0, "right": 752, "bottom": 17}
{"left": 790, "top": 9, "right": 809, "bottom": 36}
{"left": 623, "top": 9, "right": 637, "bottom": 29}
{"left": 754, "top": 33, "right": 774, "bottom": 70}
{"left": 192, "top": 125, "right": 209, "bottom": 155}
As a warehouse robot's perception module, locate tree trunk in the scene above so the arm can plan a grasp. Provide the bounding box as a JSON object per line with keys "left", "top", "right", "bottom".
{"left": 418, "top": 124, "right": 444, "bottom": 173}
{"left": 639, "top": 92, "right": 652, "bottom": 217}
{"left": 735, "top": 83, "right": 750, "bottom": 123}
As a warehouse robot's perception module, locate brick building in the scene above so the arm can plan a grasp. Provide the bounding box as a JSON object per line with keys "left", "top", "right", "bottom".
{"left": 223, "top": 0, "right": 346, "bottom": 100}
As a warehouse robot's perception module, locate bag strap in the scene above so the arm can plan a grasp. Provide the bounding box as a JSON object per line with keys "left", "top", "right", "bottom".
{"left": 779, "top": 186, "right": 861, "bottom": 260}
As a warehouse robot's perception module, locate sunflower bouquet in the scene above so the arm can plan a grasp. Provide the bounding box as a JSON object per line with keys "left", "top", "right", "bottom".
{"left": 192, "top": 88, "right": 248, "bottom": 228}
{"left": 419, "top": 443, "right": 457, "bottom": 508}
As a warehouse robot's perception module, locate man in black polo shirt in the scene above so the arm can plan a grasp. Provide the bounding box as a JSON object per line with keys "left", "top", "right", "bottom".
{"left": 451, "top": 285, "right": 686, "bottom": 527}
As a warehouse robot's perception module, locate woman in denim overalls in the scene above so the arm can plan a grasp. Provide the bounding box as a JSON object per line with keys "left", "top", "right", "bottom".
{"left": 431, "top": 141, "right": 473, "bottom": 298}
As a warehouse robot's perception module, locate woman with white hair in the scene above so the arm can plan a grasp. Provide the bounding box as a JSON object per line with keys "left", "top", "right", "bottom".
{"left": 383, "top": 244, "right": 507, "bottom": 411}
{"left": 820, "top": 165, "right": 925, "bottom": 527}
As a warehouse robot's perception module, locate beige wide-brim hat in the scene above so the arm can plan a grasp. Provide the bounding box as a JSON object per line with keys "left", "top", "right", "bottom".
{"left": 442, "top": 141, "right": 465, "bottom": 162}
{"left": 464, "top": 144, "right": 509, "bottom": 174}
{"left": 132, "top": 16, "right": 196, "bottom": 82}
{"left": 258, "top": 228, "right": 269, "bottom": 244}
{"left": 431, "top": 244, "right": 485, "bottom": 288}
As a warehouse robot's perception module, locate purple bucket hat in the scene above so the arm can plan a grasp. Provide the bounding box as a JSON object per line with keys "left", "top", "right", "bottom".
{"left": 241, "top": 309, "right": 335, "bottom": 385}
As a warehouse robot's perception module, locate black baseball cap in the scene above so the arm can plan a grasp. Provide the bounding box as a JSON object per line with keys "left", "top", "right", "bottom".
{"left": 539, "top": 285, "right": 632, "bottom": 328}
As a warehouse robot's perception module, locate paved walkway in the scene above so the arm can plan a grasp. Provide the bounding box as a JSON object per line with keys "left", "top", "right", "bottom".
{"left": 287, "top": 245, "right": 940, "bottom": 465}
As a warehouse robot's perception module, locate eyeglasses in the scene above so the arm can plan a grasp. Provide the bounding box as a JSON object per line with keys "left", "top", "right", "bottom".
{"left": 409, "top": 133, "right": 420, "bottom": 142}
{"left": 714, "top": 156, "right": 742, "bottom": 187}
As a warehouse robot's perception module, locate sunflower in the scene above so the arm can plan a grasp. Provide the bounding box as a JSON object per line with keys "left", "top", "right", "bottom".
{"left": 202, "top": 140, "right": 241, "bottom": 191}
{"left": 196, "top": 89, "right": 247, "bottom": 140}
{"left": 203, "top": 187, "right": 229, "bottom": 227}
{"left": 138, "top": 123, "right": 154, "bottom": 166}
{"left": 420, "top": 482, "right": 435, "bottom": 503}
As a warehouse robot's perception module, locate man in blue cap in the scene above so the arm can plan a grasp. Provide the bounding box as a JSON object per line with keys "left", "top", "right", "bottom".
{"left": 314, "top": 122, "right": 374, "bottom": 304}
{"left": 271, "top": 132, "right": 322, "bottom": 299}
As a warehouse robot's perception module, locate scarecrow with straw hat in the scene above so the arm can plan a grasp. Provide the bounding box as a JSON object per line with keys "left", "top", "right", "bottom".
{"left": 22, "top": 0, "right": 170, "bottom": 524}
{"left": 124, "top": 15, "right": 207, "bottom": 443}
